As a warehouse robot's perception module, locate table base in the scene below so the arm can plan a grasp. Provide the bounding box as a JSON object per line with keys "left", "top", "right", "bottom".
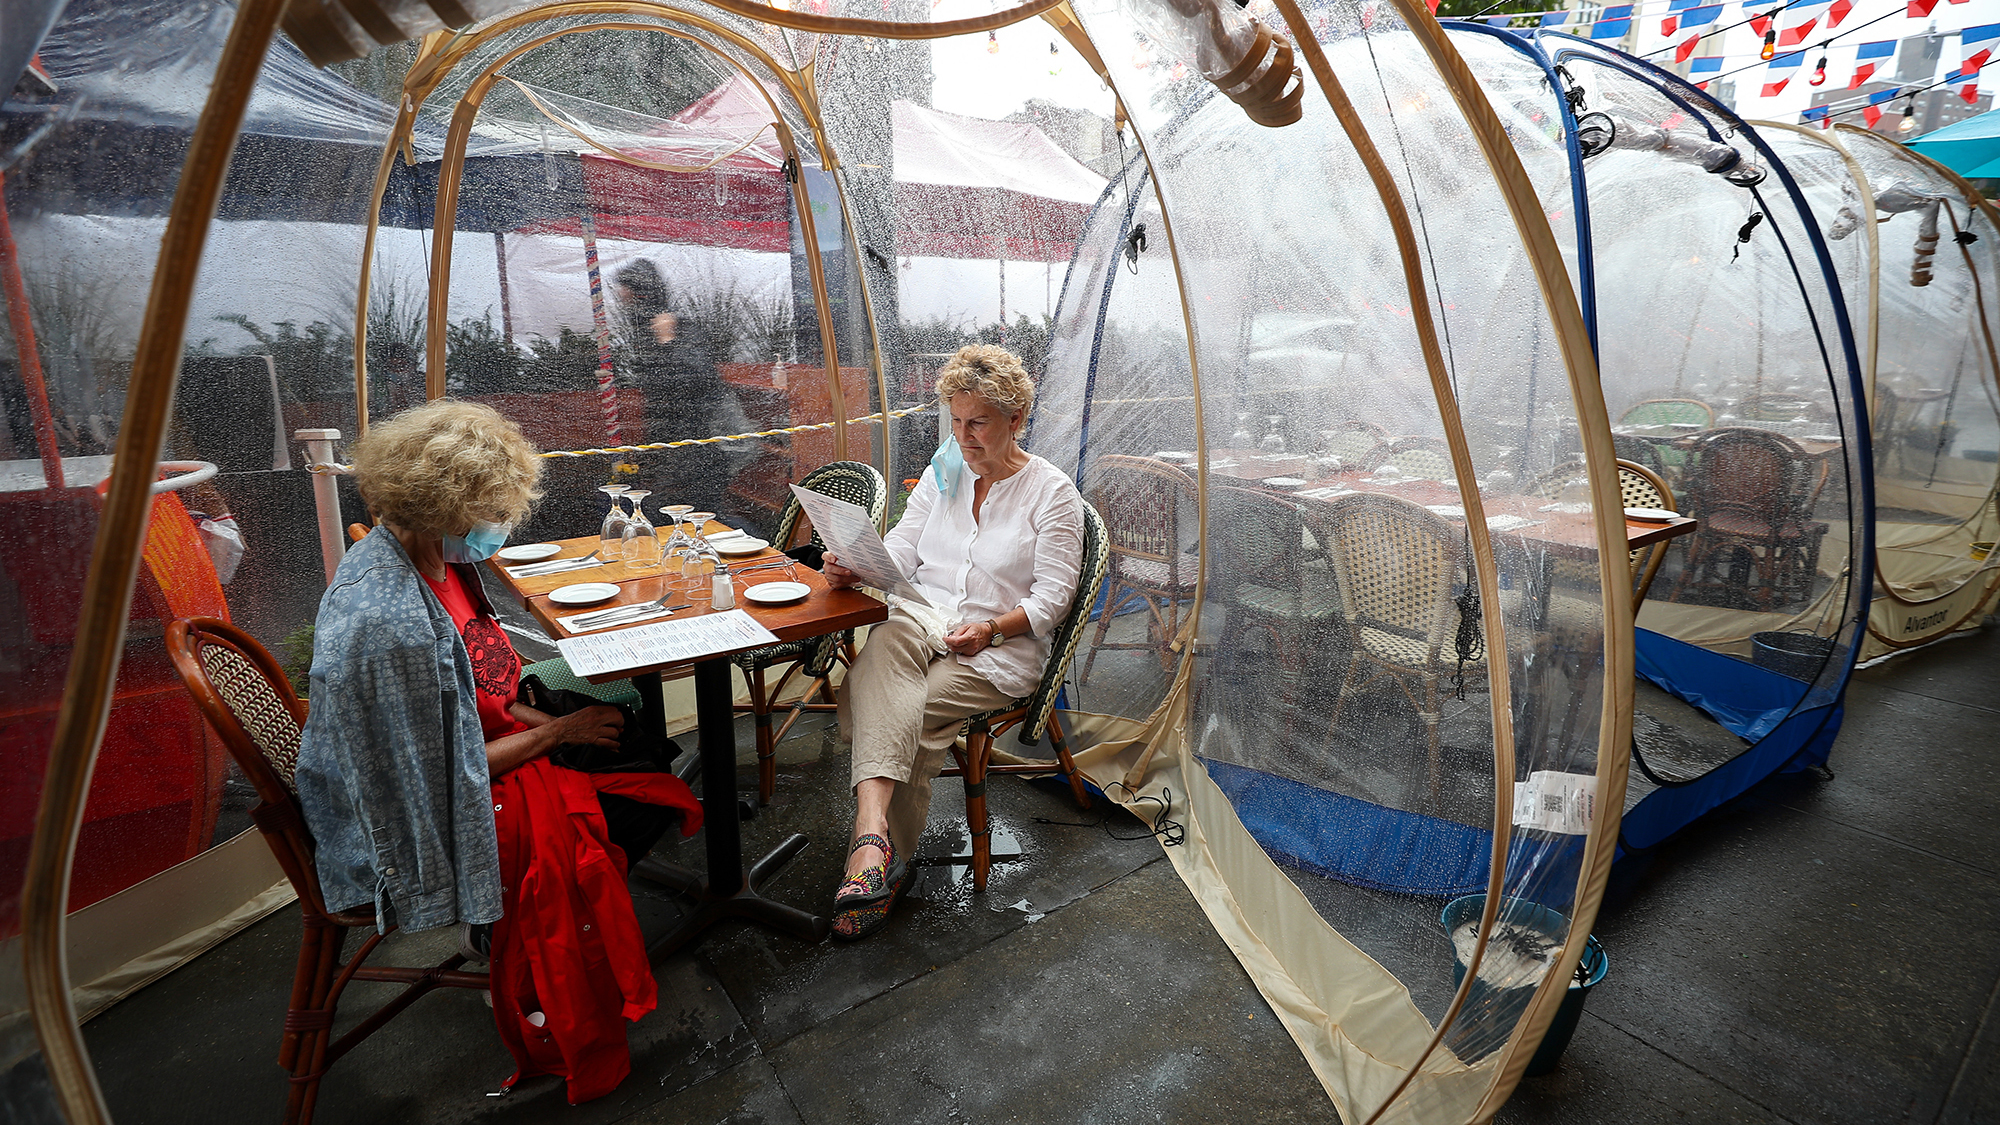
{"left": 634, "top": 835, "right": 830, "bottom": 957}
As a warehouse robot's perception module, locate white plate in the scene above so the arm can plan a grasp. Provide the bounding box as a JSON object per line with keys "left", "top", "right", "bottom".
{"left": 1624, "top": 507, "right": 1678, "bottom": 523}
{"left": 497, "top": 542, "right": 562, "bottom": 561}
{"left": 715, "top": 537, "right": 771, "bottom": 557}
{"left": 744, "top": 580, "right": 810, "bottom": 605}
{"left": 1261, "top": 476, "right": 1307, "bottom": 489}
{"left": 548, "top": 582, "right": 621, "bottom": 606}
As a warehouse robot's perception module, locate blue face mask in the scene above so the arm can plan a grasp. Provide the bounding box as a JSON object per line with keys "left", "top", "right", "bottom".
{"left": 442, "top": 519, "right": 513, "bottom": 564}
{"left": 932, "top": 435, "right": 967, "bottom": 501}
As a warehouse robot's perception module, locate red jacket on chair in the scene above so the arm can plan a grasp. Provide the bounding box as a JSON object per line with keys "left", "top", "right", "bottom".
{"left": 488, "top": 758, "right": 701, "bottom": 1103}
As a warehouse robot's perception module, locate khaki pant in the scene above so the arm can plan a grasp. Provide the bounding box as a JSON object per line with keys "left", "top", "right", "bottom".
{"left": 839, "top": 608, "right": 1015, "bottom": 857}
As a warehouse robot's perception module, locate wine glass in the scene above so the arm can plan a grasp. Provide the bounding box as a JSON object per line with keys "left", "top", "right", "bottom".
{"left": 619, "top": 489, "right": 660, "bottom": 570}
{"left": 598, "top": 484, "right": 631, "bottom": 560}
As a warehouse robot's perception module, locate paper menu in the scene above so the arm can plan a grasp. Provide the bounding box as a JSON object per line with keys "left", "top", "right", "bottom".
{"left": 786, "top": 484, "right": 931, "bottom": 606}
{"left": 556, "top": 609, "right": 779, "bottom": 678}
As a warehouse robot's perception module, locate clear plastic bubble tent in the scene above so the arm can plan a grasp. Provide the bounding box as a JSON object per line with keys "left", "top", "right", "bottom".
{"left": 0, "top": 0, "right": 1990, "bottom": 1121}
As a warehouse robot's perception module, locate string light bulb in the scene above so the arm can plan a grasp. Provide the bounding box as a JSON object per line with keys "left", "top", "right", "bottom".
{"left": 1898, "top": 95, "right": 1917, "bottom": 133}
{"left": 1809, "top": 56, "right": 1827, "bottom": 86}
{"left": 987, "top": 30, "right": 999, "bottom": 54}
{"left": 1761, "top": 28, "right": 1777, "bottom": 61}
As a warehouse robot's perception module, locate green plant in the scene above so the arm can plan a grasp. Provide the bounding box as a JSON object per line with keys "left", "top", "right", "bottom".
{"left": 444, "top": 310, "right": 522, "bottom": 393}
{"left": 279, "top": 622, "right": 315, "bottom": 699}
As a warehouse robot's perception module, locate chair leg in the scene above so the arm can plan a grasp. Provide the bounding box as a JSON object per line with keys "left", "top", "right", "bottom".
{"left": 1081, "top": 581, "right": 1121, "bottom": 684}
{"left": 1328, "top": 652, "right": 1367, "bottom": 737}
{"left": 771, "top": 672, "right": 834, "bottom": 747}
{"left": 1047, "top": 712, "right": 1093, "bottom": 810}
{"left": 285, "top": 920, "right": 349, "bottom": 1125}
{"left": 746, "top": 664, "right": 776, "bottom": 806}
{"left": 1421, "top": 674, "right": 1443, "bottom": 808}
{"left": 965, "top": 719, "right": 994, "bottom": 892}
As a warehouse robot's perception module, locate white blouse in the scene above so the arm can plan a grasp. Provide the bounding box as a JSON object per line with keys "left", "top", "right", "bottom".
{"left": 883, "top": 453, "right": 1085, "bottom": 699}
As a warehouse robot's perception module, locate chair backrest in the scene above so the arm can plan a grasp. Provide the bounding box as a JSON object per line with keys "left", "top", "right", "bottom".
{"left": 774, "top": 460, "right": 887, "bottom": 550}
{"left": 1322, "top": 421, "right": 1387, "bottom": 464}
{"left": 1527, "top": 458, "right": 1588, "bottom": 501}
{"left": 1380, "top": 436, "right": 1452, "bottom": 481}
{"left": 1683, "top": 427, "right": 1814, "bottom": 519}
{"left": 1314, "top": 493, "right": 1466, "bottom": 659}
{"left": 1618, "top": 398, "right": 1714, "bottom": 429}
{"left": 1085, "top": 454, "right": 1193, "bottom": 565}
{"left": 166, "top": 616, "right": 329, "bottom": 912}
{"left": 1616, "top": 458, "right": 1674, "bottom": 515}
{"left": 1018, "top": 499, "right": 1110, "bottom": 744}
{"left": 1208, "top": 484, "right": 1308, "bottom": 592}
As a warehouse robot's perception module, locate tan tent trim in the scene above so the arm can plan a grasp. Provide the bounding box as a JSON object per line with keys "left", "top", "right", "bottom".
{"left": 0, "top": 832, "right": 291, "bottom": 1027}
{"left": 19, "top": 1, "right": 292, "bottom": 1122}
{"left": 1262, "top": 5, "right": 1521, "bottom": 1114}
{"left": 413, "top": 16, "right": 850, "bottom": 457}
{"left": 1367, "top": 10, "right": 1631, "bottom": 1120}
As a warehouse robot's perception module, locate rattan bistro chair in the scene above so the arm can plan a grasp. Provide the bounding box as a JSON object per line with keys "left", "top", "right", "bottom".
{"left": 1617, "top": 458, "right": 1678, "bottom": 615}
{"left": 940, "top": 500, "right": 1109, "bottom": 891}
{"left": 1080, "top": 454, "right": 1199, "bottom": 681}
{"left": 734, "top": 459, "right": 885, "bottom": 804}
{"left": 1669, "top": 428, "right": 1830, "bottom": 608}
{"left": 1312, "top": 494, "right": 1485, "bottom": 801}
{"left": 165, "top": 617, "right": 488, "bottom": 1125}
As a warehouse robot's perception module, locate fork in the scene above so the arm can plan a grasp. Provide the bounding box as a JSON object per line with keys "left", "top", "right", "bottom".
{"left": 511, "top": 550, "right": 602, "bottom": 577}
{"left": 568, "top": 597, "right": 692, "bottom": 629}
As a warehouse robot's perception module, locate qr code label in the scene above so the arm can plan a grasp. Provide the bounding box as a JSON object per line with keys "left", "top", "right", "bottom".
{"left": 1513, "top": 772, "right": 1597, "bottom": 835}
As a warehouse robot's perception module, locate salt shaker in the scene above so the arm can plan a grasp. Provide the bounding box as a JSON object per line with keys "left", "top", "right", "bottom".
{"left": 710, "top": 560, "right": 735, "bottom": 610}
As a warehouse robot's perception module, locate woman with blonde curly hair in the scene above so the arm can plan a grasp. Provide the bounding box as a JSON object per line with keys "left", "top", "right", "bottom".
{"left": 297, "top": 399, "right": 699, "bottom": 1102}
{"left": 821, "top": 344, "right": 1084, "bottom": 940}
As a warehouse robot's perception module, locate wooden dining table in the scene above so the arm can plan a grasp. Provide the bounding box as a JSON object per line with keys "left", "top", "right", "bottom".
{"left": 1202, "top": 450, "right": 1700, "bottom": 567}
{"left": 486, "top": 523, "right": 888, "bottom": 954}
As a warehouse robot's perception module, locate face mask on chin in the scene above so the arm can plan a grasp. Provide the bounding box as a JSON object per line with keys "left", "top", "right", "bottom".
{"left": 441, "top": 519, "right": 513, "bottom": 564}
{"left": 932, "top": 435, "right": 967, "bottom": 501}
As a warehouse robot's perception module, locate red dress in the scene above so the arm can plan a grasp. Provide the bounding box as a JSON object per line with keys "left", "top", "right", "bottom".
{"left": 424, "top": 566, "right": 703, "bottom": 1103}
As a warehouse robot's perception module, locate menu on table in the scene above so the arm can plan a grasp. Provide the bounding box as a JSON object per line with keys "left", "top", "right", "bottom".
{"left": 557, "top": 609, "right": 780, "bottom": 678}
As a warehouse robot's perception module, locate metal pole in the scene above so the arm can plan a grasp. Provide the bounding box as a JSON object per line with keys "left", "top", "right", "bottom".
{"left": 297, "top": 427, "right": 346, "bottom": 583}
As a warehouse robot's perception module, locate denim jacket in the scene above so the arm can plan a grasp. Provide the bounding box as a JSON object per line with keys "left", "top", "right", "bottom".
{"left": 295, "top": 527, "right": 503, "bottom": 933}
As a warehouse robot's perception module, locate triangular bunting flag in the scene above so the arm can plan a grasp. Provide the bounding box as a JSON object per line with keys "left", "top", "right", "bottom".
{"left": 1963, "top": 79, "right": 1981, "bottom": 102}
{"left": 1750, "top": 11, "right": 1774, "bottom": 37}
{"left": 1780, "top": 17, "right": 1818, "bottom": 46}
{"left": 1827, "top": 0, "right": 1853, "bottom": 28}
{"left": 1864, "top": 103, "right": 1884, "bottom": 126}
{"left": 1662, "top": 0, "right": 1698, "bottom": 37}
{"left": 1677, "top": 33, "right": 1702, "bottom": 62}
{"left": 1540, "top": 11, "right": 1571, "bottom": 26}
{"left": 1762, "top": 49, "right": 1805, "bottom": 97}
{"left": 1908, "top": 0, "right": 1939, "bottom": 17}
{"left": 1590, "top": 4, "right": 1633, "bottom": 40}
{"left": 1850, "top": 40, "right": 1894, "bottom": 87}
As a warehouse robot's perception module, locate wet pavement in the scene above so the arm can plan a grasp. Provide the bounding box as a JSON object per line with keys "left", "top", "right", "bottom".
{"left": 80, "top": 622, "right": 2000, "bottom": 1124}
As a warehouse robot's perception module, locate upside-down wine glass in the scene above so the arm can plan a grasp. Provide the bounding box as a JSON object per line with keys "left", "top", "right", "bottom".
{"left": 598, "top": 484, "right": 632, "bottom": 561}
{"left": 620, "top": 489, "right": 660, "bottom": 570}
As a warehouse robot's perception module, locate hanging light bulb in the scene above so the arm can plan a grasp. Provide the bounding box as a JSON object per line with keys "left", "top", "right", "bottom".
{"left": 987, "top": 30, "right": 1000, "bottom": 54}
{"left": 1809, "top": 56, "right": 1828, "bottom": 86}
{"left": 1761, "top": 28, "right": 1777, "bottom": 61}
{"left": 1898, "top": 95, "right": 1918, "bottom": 133}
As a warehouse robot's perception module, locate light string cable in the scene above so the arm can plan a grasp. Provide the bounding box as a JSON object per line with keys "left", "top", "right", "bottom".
{"left": 1032, "top": 780, "right": 1186, "bottom": 845}
{"left": 1800, "top": 64, "right": 1983, "bottom": 121}
{"left": 1697, "top": 5, "right": 1913, "bottom": 81}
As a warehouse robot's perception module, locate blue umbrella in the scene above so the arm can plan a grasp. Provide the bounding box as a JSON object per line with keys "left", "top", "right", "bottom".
{"left": 1905, "top": 107, "right": 2000, "bottom": 178}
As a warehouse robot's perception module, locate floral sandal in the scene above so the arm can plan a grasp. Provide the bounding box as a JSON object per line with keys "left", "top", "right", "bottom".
{"left": 830, "top": 833, "right": 910, "bottom": 942}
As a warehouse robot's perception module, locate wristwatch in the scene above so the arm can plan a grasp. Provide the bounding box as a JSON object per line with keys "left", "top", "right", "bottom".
{"left": 986, "top": 619, "right": 1006, "bottom": 648}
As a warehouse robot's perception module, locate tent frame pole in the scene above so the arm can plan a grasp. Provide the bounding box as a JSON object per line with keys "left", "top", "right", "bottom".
{"left": 19, "top": 2, "right": 290, "bottom": 1122}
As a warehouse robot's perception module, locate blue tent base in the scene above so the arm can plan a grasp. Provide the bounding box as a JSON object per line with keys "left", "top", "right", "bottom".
{"left": 1617, "top": 629, "right": 1847, "bottom": 862}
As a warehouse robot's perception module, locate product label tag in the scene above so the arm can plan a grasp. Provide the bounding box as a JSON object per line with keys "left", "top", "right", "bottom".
{"left": 1513, "top": 771, "right": 1597, "bottom": 835}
